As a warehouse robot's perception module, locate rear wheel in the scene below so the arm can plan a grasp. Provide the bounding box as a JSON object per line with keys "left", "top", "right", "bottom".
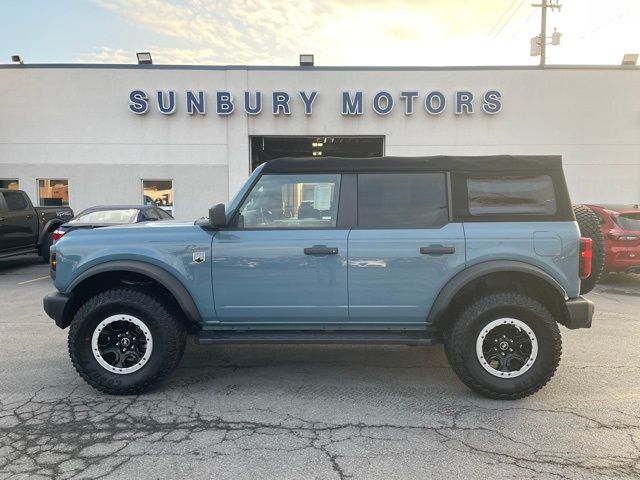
{"left": 444, "top": 292, "right": 562, "bottom": 400}
{"left": 68, "top": 287, "right": 186, "bottom": 395}
{"left": 573, "top": 204, "right": 605, "bottom": 294}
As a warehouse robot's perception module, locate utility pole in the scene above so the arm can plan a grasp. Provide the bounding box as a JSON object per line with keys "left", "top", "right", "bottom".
{"left": 531, "top": 0, "right": 562, "bottom": 65}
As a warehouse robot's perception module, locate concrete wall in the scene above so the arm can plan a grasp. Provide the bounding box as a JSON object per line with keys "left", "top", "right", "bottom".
{"left": 0, "top": 65, "right": 638, "bottom": 219}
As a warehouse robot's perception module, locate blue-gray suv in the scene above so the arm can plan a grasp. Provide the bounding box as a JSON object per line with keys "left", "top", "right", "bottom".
{"left": 43, "top": 156, "right": 594, "bottom": 399}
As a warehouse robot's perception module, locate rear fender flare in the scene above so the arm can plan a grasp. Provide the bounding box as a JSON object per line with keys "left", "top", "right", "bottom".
{"left": 37, "top": 219, "right": 63, "bottom": 246}
{"left": 426, "top": 260, "right": 568, "bottom": 324}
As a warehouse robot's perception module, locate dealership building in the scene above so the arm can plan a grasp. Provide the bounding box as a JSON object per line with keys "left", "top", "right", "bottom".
{"left": 0, "top": 63, "right": 638, "bottom": 219}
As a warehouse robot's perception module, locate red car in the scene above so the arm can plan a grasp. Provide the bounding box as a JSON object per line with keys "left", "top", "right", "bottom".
{"left": 587, "top": 204, "right": 640, "bottom": 274}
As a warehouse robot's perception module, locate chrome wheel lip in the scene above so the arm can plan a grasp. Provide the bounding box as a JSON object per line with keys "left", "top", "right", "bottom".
{"left": 91, "top": 314, "right": 153, "bottom": 375}
{"left": 476, "top": 317, "right": 538, "bottom": 379}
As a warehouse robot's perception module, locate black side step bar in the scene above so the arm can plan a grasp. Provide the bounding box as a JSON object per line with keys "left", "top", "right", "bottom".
{"left": 194, "top": 331, "right": 441, "bottom": 346}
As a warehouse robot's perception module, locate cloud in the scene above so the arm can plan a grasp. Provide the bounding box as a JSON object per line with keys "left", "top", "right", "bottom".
{"left": 74, "top": 46, "right": 220, "bottom": 64}
{"left": 83, "top": 0, "right": 640, "bottom": 65}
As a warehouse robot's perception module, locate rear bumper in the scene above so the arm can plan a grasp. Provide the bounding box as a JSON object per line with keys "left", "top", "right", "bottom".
{"left": 43, "top": 291, "right": 73, "bottom": 329}
{"left": 564, "top": 296, "right": 594, "bottom": 329}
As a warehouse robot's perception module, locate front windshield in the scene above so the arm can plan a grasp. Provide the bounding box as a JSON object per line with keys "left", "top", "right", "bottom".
{"left": 69, "top": 209, "right": 139, "bottom": 224}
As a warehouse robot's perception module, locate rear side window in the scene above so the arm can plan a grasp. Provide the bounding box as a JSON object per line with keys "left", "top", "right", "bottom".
{"left": 3, "top": 192, "right": 29, "bottom": 211}
{"left": 358, "top": 173, "right": 448, "bottom": 228}
{"left": 467, "top": 175, "right": 556, "bottom": 216}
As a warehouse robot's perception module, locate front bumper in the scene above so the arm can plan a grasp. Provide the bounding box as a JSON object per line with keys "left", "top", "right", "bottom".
{"left": 43, "top": 291, "right": 73, "bottom": 329}
{"left": 564, "top": 296, "right": 594, "bottom": 329}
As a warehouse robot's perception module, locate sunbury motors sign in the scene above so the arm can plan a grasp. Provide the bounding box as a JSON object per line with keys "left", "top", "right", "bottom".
{"left": 128, "top": 89, "right": 502, "bottom": 116}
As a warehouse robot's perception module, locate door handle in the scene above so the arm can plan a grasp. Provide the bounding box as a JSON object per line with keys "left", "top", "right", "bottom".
{"left": 420, "top": 245, "right": 456, "bottom": 255}
{"left": 26, "top": 214, "right": 33, "bottom": 219}
{"left": 304, "top": 245, "right": 339, "bottom": 255}
{"left": 0, "top": 217, "right": 5, "bottom": 222}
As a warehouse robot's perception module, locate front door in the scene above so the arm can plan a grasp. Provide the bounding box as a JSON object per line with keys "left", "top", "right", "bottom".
{"left": 348, "top": 172, "right": 466, "bottom": 325}
{"left": 0, "top": 191, "right": 38, "bottom": 250}
{"left": 211, "top": 173, "right": 348, "bottom": 325}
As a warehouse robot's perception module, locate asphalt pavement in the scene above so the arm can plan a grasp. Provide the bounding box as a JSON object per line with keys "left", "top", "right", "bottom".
{"left": 0, "top": 255, "right": 639, "bottom": 479}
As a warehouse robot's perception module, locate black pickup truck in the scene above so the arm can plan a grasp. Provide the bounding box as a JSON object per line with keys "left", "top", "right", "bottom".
{"left": 0, "top": 189, "right": 73, "bottom": 262}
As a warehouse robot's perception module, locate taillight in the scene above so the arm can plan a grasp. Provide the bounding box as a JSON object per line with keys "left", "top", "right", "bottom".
{"left": 52, "top": 230, "right": 64, "bottom": 243}
{"left": 579, "top": 237, "right": 592, "bottom": 279}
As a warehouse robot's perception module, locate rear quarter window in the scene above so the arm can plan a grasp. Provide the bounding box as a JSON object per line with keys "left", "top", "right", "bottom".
{"left": 467, "top": 175, "right": 557, "bottom": 216}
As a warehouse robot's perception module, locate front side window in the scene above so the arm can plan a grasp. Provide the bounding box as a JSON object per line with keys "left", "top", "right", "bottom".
{"left": 143, "top": 180, "right": 173, "bottom": 215}
{"left": 358, "top": 173, "right": 448, "bottom": 228}
{"left": 237, "top": 174, "right": 341, "bottom": 228}
{"left": 38, "top": 179, "right": 69, "bottom": 206}
{"left": 3, "top": 192, "right": 29, "bottom": 211}
{"left": 0, "top": 179, "right": 19, "bottom": 190}
{"left": 467, "top": 175, "right": 556, "bottom": 216}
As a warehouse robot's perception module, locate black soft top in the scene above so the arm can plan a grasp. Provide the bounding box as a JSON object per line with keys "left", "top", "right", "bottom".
{"left": 261, "top": 155, "right": 562, "bottom": 174}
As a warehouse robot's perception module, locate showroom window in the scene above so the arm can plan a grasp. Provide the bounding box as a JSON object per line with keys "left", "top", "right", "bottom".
{"left": 143, "top": 180, "right": 173, "bottom": 215}
{"left": 38, "top": 179, "right": 69, "bottom": 206}
{"left": 0, "top": 179, "right": 19, "bottom": 190}
{"left": 237, "top": 174, "right": 340, "bottom": 228}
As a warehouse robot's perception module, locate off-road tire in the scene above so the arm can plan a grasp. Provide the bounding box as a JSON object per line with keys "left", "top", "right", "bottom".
{"left": 68, "top": 287, "right": 186, "bottom": 395}
{"left": 39, "top": 231, "right": 53, "bottom": 263}
{"left": 444, "top": 292, "right": 562, "bottom": 400}
{"left": 573, "top": 204, "right": 605, "bottom": 294}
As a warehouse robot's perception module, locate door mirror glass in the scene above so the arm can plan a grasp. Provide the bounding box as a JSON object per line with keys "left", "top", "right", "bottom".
{"left": 210, "top": 203, "right": 226, "bottom": 228}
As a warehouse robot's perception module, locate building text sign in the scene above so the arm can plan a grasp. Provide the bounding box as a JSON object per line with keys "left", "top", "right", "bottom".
{"left": 128, "top": 89, "right": 502, "bottom": 116}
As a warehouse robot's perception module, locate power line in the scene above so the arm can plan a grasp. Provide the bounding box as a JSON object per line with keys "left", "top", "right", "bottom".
{"left": 492, "top": 0, "right": 526, "bottom": 39}
{"left": 508, "top": 8, "right": 537, "bottom": 40}
{"left": 487, "top": 0, "right": 519, "bottom": 37}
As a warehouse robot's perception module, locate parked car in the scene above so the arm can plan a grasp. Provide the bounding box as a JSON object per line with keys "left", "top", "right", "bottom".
{"left": 585, "top": 204, "right": 640, "bottom": 274}
{"left": 43, "top": 155, "right": 594, "bottom": 399}
{"left": 0, "top": 189, "right": 73, "bottom": 262}
{"left": 53, "top": 205, "right": 174, "bottom": 243}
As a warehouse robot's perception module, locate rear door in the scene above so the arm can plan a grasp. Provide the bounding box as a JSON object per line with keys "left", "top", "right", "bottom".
{"left": 211, "top": 173, "right": 349, "bottom": 325}
{"left": 347, "top": 172, "right": 466, "bottom": 325}
{"left": 0, "top": 191, "right": 38, "bottom": 250}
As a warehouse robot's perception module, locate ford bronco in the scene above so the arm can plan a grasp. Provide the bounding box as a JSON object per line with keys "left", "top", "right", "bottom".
{"left": 43, "top": 156, "right": 594, "bottom": 399}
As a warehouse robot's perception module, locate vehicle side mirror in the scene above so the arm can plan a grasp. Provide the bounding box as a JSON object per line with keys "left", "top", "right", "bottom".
{"left": 209, "top": 203, "right": 227, "bottom": 228}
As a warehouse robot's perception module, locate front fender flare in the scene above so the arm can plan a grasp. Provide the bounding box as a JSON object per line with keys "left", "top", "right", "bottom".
{"left": 426, "top": 260, "right": 568, "bottom": 324}
{"left": 66, "top": 260, "right": 203, "bottom": 325}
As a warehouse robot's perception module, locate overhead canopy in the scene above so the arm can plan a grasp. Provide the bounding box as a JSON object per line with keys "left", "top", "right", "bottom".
{"left": 261, "top": 155, "right": 563, "bottom": 174}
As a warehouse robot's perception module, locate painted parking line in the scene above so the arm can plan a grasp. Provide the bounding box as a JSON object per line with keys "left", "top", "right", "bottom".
{"left": 18, "top": 276, "right": 50, "bottom": 285}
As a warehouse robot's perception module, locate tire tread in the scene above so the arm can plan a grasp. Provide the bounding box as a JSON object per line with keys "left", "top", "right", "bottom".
{"left": 68, "top": 287, "right": 186, "bottom": 395}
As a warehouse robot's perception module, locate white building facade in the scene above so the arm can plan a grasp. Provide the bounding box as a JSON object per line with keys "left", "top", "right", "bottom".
{"left": 0, "top": 64, "right": 638, "bottom": 219}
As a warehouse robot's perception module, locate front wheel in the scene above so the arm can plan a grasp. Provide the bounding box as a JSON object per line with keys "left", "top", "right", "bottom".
{"left": 444, "top": 292, "right": 562, "bottom": 400}
{"left": 68, "top": 287, "right": 186, "bottom": 395}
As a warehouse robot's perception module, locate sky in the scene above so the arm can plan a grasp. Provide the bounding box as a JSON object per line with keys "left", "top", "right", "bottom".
{"left": 0, "top": 0, "right": 638, "bottom": 66}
